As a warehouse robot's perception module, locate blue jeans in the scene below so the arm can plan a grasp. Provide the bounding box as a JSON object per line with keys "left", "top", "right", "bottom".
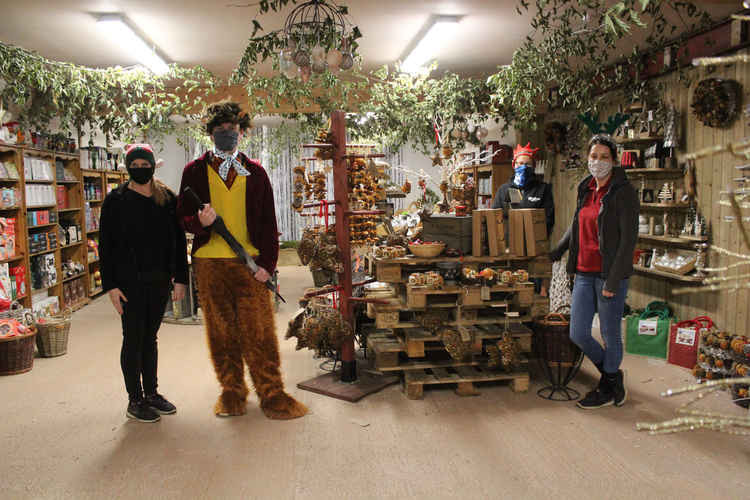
{"left": 570, "top": 274, "right": 629, "bottom": 374}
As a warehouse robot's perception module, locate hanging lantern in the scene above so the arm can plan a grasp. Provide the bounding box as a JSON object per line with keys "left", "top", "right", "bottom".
{"left": 300, "top": 65, "right": 312, "bottom": 83}
{"left": 312, "top": 59, "right": 328, "bottom": 74}
{"left": 476, "top": 126, "right": 489, "bottom": 141}
{"left": 280, "top": 56, "right": 296, "bottom": 78}
{"left": 326, "top": 49, "right": 343, "bottom": 71}
{"left": 294, "top": 49, "right": 311, "bottom": 68}
{"left": 340, "top": 53, "right": 354, "bottom": 70}
{"left": 311, "top": 45, "right": 326, "bottom": 63}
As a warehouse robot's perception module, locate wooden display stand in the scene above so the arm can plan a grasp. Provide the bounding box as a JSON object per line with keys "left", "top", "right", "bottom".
{"left": 296, "top": 111, "right": 400, "bottom": 401}
{"left": 367, "top": 253, "right": 542, "bottom": 399}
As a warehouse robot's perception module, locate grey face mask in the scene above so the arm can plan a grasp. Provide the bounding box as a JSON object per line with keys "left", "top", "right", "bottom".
{"left": 213, "top": 129, "right": 239, "bottom": 152}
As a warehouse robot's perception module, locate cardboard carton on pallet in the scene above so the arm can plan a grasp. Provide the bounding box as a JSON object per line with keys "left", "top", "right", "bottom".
{"left": 509, "top": 208, "right": 549, "bottom": 257}
{"left": 472, "top": 209, "right": 506, "bottom": 257}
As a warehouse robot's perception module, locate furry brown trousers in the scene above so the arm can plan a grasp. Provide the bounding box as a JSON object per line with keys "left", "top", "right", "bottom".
{"left": 193, "top": 258, "right": 308, "bottom": 419}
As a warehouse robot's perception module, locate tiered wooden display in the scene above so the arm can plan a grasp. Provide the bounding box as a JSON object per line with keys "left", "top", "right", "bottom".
{"left": 367, "top": 254, "right": 548, "bottom": 399}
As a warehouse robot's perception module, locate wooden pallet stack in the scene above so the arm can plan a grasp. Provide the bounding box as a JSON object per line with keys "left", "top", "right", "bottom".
{"left": 366, "top": 254, "right": 551, "bottom": 399}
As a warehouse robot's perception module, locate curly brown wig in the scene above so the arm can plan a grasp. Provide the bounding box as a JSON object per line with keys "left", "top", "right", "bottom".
{"left": 205, "top": 102, "right": 252, "bottom": 135}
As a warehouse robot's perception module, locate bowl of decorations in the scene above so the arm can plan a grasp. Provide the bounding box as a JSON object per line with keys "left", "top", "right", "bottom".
{"left": 408, "top": 240, "right": 446, "bottom": 258}
{"left": 479, "top": 268, "right": 498, "bottom": 286}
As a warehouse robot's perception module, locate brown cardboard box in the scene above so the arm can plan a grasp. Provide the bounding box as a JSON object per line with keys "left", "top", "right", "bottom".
{"left": 509, "top": 209, "right": 526, "bottom": 256}
{"left": 472, "top": 209, "right": 506, "bottom": 256}
{"left": 509, "top": 208, "right": 549, "bottom": 256}
{"left": 523, "top": 209, "right": 549, "bottom": 256}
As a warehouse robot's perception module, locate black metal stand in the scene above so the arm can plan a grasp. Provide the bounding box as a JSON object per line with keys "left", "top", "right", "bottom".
{"left": 536, "top": 355, "right": 583, "bottom": 401}
{"left": 340, "top": 360, "right": 357, "bottom": 382}
{"left": 532, "top": 314, "right": 584, "bottom": 401}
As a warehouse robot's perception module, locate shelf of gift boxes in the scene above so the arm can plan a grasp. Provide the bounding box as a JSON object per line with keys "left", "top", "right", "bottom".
{"left": 62, "top": 272, "right": 86, "bottom": 283}
{"left": 615, "top": 136, "right": 664, "bottom": 145}
{"left": 61, "top": 241, "right": 84, "bottom": 250}
{"left": 29, "top": 248, "right": 57, "bottom": 257}
{"left": 58, "top": 208, "right": 81, "bottom": 213}
{"left": 32, "top": 283, "right": 59, "bottom": 293}
{"left": 25, "top": 179, "right": 55, "bottom": 184}
{"left": 639, "top": 203, "right": 690, "bottom": 211}
{"left": 0, "top": 255, "right": 25, "bottom": 265}
{"left": 0, "top": 178, "right": 20, "bottom": 183}
{"left": 0, "top": 206, "right": 21, "bottom": 211}
{"left": 625, "top": 168, "right": 683, "bottom": 176}
{"left": 633, "top": 264, "right": 704, "bottom": 283}
{"left": 28, "top": 223, "right": 58, "bottom": 230}
{"left": 638, "top": 234, "right": 708, "bottom": 246}
{"left": 25, "top": 204, "right": 57, "bottom": 210}
{"left": 84, "top": 198, "right": 103, "bottom": 204}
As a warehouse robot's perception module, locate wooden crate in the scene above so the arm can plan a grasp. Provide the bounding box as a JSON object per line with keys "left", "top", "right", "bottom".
{"left": 406, "top": 283, "right": 534, "bottom": 309}
{"left": 403, "top": 365, "right": 530, "bottom": 399}
{"left": 371, "top": 324, "right": 533, "bottom": 361}
{"left": 376, "top": 263, "right": 403, "bottom": 283}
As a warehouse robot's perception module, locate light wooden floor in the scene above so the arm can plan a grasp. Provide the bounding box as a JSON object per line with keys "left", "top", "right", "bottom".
{"left": 1, "top": 266, "right": 747, "bottom": 500}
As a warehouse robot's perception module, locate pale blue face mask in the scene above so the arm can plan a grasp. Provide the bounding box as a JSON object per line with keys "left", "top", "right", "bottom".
{"left": 513, "top": 165, "right": 533, "bottom": 187}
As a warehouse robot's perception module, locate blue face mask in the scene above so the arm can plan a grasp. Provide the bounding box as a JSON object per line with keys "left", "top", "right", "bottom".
{"left": 513, "top": 165, "right": 533, "bottom": 187}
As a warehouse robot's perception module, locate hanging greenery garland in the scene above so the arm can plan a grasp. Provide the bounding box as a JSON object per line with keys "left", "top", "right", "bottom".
{"left": 486, "top": 0, "right": 714, "bottom": 130}
{"left": 0, "top": 41, "right": 219, "bottom": 144}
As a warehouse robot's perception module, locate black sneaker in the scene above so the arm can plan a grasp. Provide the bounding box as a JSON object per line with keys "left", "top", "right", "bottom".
{"left": 612, "top": 370, "right": 627, "bottom": 407}
{"left": 127, "top": 399, "right": 161, "bottom": 422}
{"left": 577, "top": 388, "right": 615, "bottom": 409}
{"left": 145, "top": 393, "right": 177, "bottom": 415}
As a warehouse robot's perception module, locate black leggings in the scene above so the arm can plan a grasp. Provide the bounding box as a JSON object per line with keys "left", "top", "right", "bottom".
{"left": 120, "top": 282, "right": 171, "bottom": 401}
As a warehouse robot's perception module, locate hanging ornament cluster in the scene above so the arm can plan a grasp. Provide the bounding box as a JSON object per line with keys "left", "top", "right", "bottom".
{"left": 297, "top": 225, "right": 343, "bottom": 273}
{"left": 349, "top": 157, "right": 385, "bottom": 209}
{"left": 292, "top": 165, "right": 308, "bottom": 212}
{"left": 286, "top": 301, "right": 352, "bottom": 357}
{"left": 278, "top": 0, "right": 359, "bottom": 80}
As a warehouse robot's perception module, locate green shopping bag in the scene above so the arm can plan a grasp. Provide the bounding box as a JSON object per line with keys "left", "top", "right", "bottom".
{"left": 625, "top": 301, "right": 672, "bottom": 359}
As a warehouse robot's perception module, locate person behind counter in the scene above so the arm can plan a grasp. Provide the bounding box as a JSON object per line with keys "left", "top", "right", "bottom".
{"left": 491, "top": 142, "right": 554, "bottom": 236}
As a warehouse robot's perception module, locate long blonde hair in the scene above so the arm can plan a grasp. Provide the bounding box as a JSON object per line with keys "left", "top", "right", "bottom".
{"left": 151, "top": 177, "right": 173, "bottom": 207}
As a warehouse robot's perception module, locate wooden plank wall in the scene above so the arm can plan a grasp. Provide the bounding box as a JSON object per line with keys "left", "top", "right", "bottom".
{"left": 530, "top": 49, "right": 750, "bottom": 333}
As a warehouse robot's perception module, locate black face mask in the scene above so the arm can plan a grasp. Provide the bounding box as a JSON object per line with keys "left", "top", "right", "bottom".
{"left": 213, "top": 129, "right": 239, "bottom": 152}
{"left": 128, "top": 166, "right": 155, "bottom": 185}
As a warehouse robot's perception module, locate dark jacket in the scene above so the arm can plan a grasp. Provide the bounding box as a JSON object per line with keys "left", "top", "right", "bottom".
{"left": 492, "top": 176, "right": 555, "bottom": 234}
{"left": 550, "top": 167, "right": 639, "bottom": 292}
{"left": 100, "top": 182, "right": 189, "bottom": 293}
{"left": 176, "top": 151, "right": 279, "bottom": 273}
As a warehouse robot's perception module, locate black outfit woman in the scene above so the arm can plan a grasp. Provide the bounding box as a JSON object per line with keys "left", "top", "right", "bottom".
{"left": 100, "top": 144, "right": 188, "bottom": 422}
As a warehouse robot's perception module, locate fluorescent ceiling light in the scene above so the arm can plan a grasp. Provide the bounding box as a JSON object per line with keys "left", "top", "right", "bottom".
{"left": 401, "top": 15, "right": 461, "bottom": 74}
{"left": 96, "top": 14, "right": 169, "bottom": 75}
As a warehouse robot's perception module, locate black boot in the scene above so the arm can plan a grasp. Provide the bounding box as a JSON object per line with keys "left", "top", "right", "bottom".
{"left": 577, "top": 369, "right": 615, "bottom": 410}
{"left": 611, "top": 370, "right": 627, "bottom": 407}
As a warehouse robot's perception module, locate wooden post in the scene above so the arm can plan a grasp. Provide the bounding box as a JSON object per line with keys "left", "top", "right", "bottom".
{"left": 330, "top": 111, "right": 357, "bottom": 382}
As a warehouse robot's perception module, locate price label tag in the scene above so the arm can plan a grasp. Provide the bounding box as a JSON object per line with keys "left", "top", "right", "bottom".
{"left": 676, "top": 327, "right": 697, "bottom": 346}
{"left": 638, "top": 319, "right": 658, "bottom": 336}
{"left": 481, "top": 286, "right": 491, "bottom": 301}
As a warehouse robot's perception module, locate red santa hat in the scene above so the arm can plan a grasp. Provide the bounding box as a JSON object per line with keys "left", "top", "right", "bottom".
{"left": 513, "top": 142, "right": 540, "bottom": 166}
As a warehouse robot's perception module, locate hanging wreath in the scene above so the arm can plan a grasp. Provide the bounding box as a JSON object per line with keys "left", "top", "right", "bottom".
{"left": 691, "top": 78, "right": 742, "bottom": 128}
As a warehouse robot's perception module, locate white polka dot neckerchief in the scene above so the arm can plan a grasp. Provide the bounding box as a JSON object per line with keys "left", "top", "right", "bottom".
{"left": 213, "top": 149, "right": 251, "bottom": 180}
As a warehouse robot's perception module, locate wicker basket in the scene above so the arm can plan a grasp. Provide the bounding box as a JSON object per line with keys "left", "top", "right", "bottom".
{"left": 35, "top": 309, "right": 72, "bottom": 358}
{"left": 0, "top": 328, "right": 37, "bottom": 375}
{"left": 532, "top": 313, "right": 581, "bottom": 364}
{"left": 408, "top": 243, "right": 446, "bottom": 258}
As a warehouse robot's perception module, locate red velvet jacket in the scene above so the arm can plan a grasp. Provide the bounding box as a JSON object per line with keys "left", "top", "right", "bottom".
{"left": 176, "top": 151, "right": 279, "bottom": 273}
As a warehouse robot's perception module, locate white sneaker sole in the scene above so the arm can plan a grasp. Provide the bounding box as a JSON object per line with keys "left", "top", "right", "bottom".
{"left": 126, "top": 410, "right": 161, "bottom": 422}
{"left": 576, "top": 399, "right": 615, "bottom": 410}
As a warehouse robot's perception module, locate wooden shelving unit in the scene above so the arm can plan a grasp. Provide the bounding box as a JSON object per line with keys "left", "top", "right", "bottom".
{"left": 0, "top": 143, "right": 128, "bottom": 312}
{"left": 638, "top": 234, "right": 708, "bottom": 247}
{"left": 633, "top": 264, "right": 704, "bottom": 283}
